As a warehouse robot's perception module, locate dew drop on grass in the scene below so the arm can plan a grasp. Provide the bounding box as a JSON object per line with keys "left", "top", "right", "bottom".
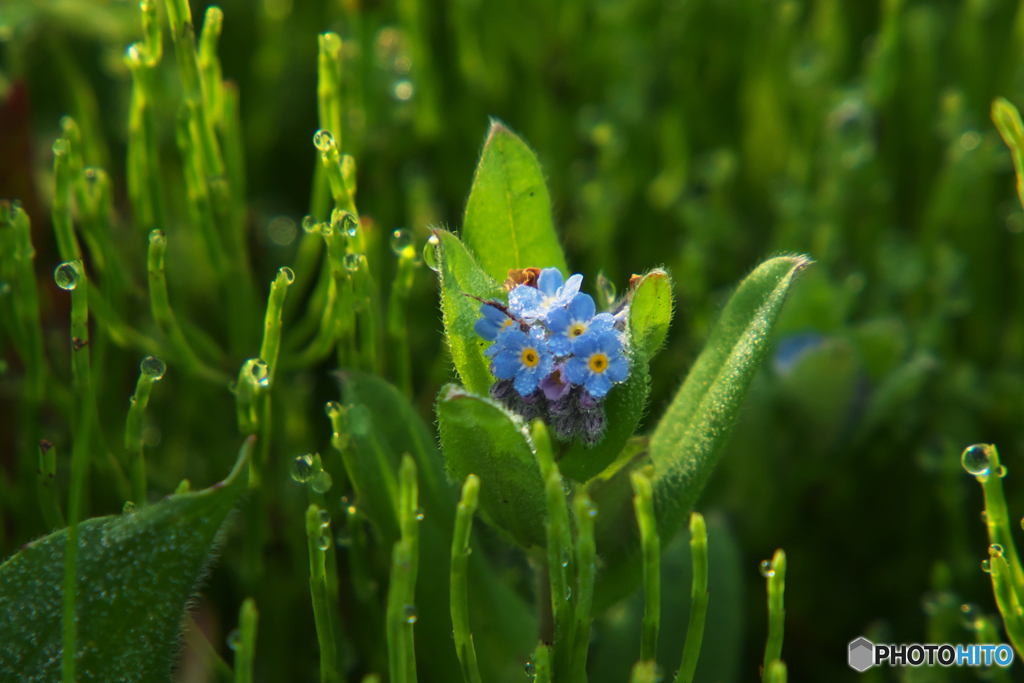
{"left": 982, "top": 559, "right": 992, "bottom": 573}
{"left": 318, "top": 535, "right": 331, "bottom": 551}
{"left": 404, "top": 603, "right": 417, "bottom": 624}
{"left": 325, "top": 401, "right": 343, "bottom": 419}
{"left": 312, "top": 470, "right": 333, "bottom": 494}
{"left": 301, "top": 215, "right": 319, "bottom": 233}
{"left": 525, "top": 659, "right": 536, "bottom": 679}
{"left": 140, "top": 356, "right": 166, "bottom": 380}
{"left": 279, "top": 266, "right": 295, "bottom": 284}
{"left": 291, "top": 454, "right": 317, "bottom": 483}
{"left": 319, "top": 509, "right": 331, "bottom": 527}
{"left": 343, "top": 214, "right": 359, "bottom": 238}
{"left": 424, "top": 234, "right": 440, "bottom": 271}
{"left": 249, "top": 359, "right": 270, "bottom": 388}
{"left": 344, "top": 253, "right": 360, "bottom": 272}
{"left": 990, "top": 544, "right": 1004, "bottom": 557}
{"left": 415, "top": 507, "right": 424, "bottom": 521}
{"left": 996, "top": 465, "right": 1007, "bottom": 478}
{"left": 54, "top": 261, "right": 81, "bottom": 290}
{"left": 122, "top": 501, "right": 137, "bottom": 514}
{"left": 759, "top": 560, "right": 775, "bottom": 578}
{"left": 226, "top": 629, "right": 241, "bottom": 650}
{"left": 962, "top": 444, "right": 992, "bottom": 476}
{"left": 390, "top": 228, "right": 413, "bottom": 256}
{"left": 313, "top": 129, "right": 334, "bottom": 152}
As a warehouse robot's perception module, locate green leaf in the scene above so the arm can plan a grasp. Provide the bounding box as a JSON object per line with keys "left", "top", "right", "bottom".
{"left": 594, "top": 255, "right": 809, "bottom": 607}
{"left": 462, "top": 120, "right": 568, "bottom": 281}
{"left": 557, "top": 270, "right": 673, "bottom": 483}
{"left": 0, "top": 438, "right": 251, "bottom": 682}
{"left": 436, "top": 384, "right": 547, "bottom": 547}
{"left": 437, "top": 229, "right": 506, "bottom": 396}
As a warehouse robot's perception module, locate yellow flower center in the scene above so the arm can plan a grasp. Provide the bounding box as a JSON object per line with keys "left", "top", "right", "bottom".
{"left": 569, "top": 322, "right": 587, "bottom": 338}
{"left": 589, "top": 353, "right": 609, "bottom": 373}
{"left": 521, "top": 348, "right": 540, "bottom": 368}
{"left": 501, "top": 318, "right": 515, "bottom": 331}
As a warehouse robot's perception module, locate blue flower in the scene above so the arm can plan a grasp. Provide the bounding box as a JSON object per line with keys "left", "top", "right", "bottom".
{"left": 546, "top": 293, "right": 615, "bottom": 355}
{"left": 508, "top": 268, "right": 583, "bottom": 323}
{"left": 490, "top": 327, "right": 554, "bottom": 396}
{"left": 474, "top": 303, "right": 517, "bottom": 341}
{"left": 564, "top": 330, "right": 629, "bottom": 399}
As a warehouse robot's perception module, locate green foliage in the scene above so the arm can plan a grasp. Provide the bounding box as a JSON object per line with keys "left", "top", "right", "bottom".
{"left": 0, "top": 440, "right": 250, "bottom": 681}
{"left": 463, "top": 120, "right": 569, "bottom": 281}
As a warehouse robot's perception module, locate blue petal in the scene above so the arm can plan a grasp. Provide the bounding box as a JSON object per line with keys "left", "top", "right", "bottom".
{"left": 480, "top": 303, "right": 507, "bottom": 322}
{"left": 596, "top": 330, "right": 623, "bottom": 355}
{"left": 606, "top": 355, "right": 630, "bottom": 382}
{"left": 474, "top": 316, "right": 502, "bottom": 341}
{"left": 484, "top": 342, "right": 500, "bottom": 357}
{"left": 537, "top": 268, "right": 564, "bottom": 296}
{"left": 508, "top": 285, "right": 545, "bottom": 318}
{"left": 589, "top": 313, "right": 615, "bottom": 334}
{"left": 548, "top": 336, "right": 572, "bottom": 356}
{"left": 514, "top": 369, "right": 540, "bottom": 395}
{"left": 561, "top": 274, "right": 583, "bottom": 299}
{"left": 564, "top": 356, "right": 589, "bottom": 385}
{"left": 547, "top": 306, "right": 571, "bottom": 334}
{"left": 492, "top": 351, "right": 521, "bottom": 379}
{"left": 527, "top": 326, "right": 550, "bottom": 351}
{"left": 498, "top": 328, "right": 528, "bottom": 352}
{"left": 571, "top": 330, "right": 601, "bottom": 357}
{"left": 585, "top": 373, "right": 613, "bottom": 398}
{"left": 567, "top": 292, "right": 595, "bottom": 322}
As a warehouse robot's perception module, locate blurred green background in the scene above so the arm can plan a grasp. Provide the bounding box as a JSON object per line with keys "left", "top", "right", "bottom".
{"left": 4, "top": 0, "right": 1024, "bottom": 680}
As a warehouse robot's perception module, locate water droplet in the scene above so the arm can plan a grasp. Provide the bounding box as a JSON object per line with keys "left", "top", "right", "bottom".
{"left": 565, "top": 586, "right": 572, "bottom": 600}
{"left": 343, "top": 215, "right": 359, "bottom": 238}
{"left": 415, "top": 507, "right": 424, "bottom": 521}
{"left": 335, "top": 530, "right": 351, "bottom": 547}
{"left": 960, "top": 603, "right": 982, "bottom": 631}
{"left": 318, "top": 535, "right": 331, "bottom": 551}
{"left": 52, "top": 138, "right": 67, "bottom": 156}
{"left": 267, "top": 215, "right": 297, "bottom": 246}
{"left": 596, "top": 272, "right": 617, "bottom": 309}
{"left": 826, "top": 94, "right": 875, "bottom": 170}
{"left": 525, "top": 659, "right": 537, "bottom": 678}
{"left": 149, "top": 229, "right": 166, "bottom": 246}
{"left": 122, "top": 501, "right": 137, "bottom": 514}
{"left": 312, "top": 470, "right": 333, "bottom": 494}
{"left": 759, "top": 560, "right": 775, "bottom": 578}
{"left": 996, "top": 465, "right": 1008, "bottom": 478}
{"left": 393, "top": 80, "right": 414, "bottom": 101}
{"left": 962, "top": 444, "right": 992, "bottom": 477}
{"left": 404, "top": 603, "right": 418, "bottom": 624}
{"left": 991, "top": 544, "right": 1004, "bottom": 557}
{"left": 226, "top": 629, "right": 241, "bottom": 650}
{"left": 319, "top": 509, "right": 331, "bottom": 527}
{"left": 390, "top": 228, "right": 413, "bottom": 256}
{"left": 325, "top": 401, "right": 344, "bottom": 419}
{"left": 249, "top": 359, "right": 270, "bottom": 388}
{"left": 140, "top": 356, "right": 166, "bottom": 380}
{"left": 291, "top": 454, "right": 318, "bottom": 483}
{"left": 279, "top": 267, "right": 295, "bottom": 284}
{"left": 982, "top": 559, "right": 992, "bottom": 573}
{"left": 54, "top": 262, "right": 80, "bottom": 290}
{"left": 344, "top": 253, "right": 361, "bottom": 272}
{"left": 347, "top": 404, "right": 371, "bottom": 435}
{"left": 313, "top": 129, "right": 335, "bottom": 152}
{"left": 301, "top": 215, "right": 320, "bottom": 233}
{"left": 424, "top": 234, "right": 440, "bottom": 271}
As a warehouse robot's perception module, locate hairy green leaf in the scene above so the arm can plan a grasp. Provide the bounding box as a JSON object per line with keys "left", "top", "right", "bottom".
{"left": 594, "top": 256, "right": 809, "bottom": 607}
{"left": 437, "top": 229, "right": 506, "bottom": 396}
{"left": 0, "top": 438, "right": 251, "bottom": 682}
{"left": 437, "top": 385, "right": 547, "bottom": 547}
{"left": 462, "top": 120, "right": 568, "bottom": 281}
{"left": 558, "top": 270, "right": 673, "bottom": 483}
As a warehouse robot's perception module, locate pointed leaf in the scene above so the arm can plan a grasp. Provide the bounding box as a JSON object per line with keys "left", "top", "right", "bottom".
{"left": 437, "top": 229, "right": 506, "bottom": 396}
{"left": 594, "top": 255, "right": 810, "bottom": 606}
{"left": 0, "top": 438, "right": 252, "bottom": 682}
{"left": 463, "top": 120, "right": 568, "bottom": 281}
{"left": 557, "top": 270, "right": 673, "bottom": 483}
{"left": 437, "top": 385, "right": 547, "bottom": 547}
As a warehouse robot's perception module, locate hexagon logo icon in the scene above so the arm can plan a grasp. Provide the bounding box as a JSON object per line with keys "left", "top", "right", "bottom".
{"left": 849, "top": 637, "right": 874, "bottom": 672}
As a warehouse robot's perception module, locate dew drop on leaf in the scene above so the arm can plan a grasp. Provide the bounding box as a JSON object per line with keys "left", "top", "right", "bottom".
{"left": 759, "top": 559, "right": 774, "bottom": 578}
{"left": 424, "top": 234, "right": 440, "bottom": 272}
{"left": 311, "top": 470, "right": 333, "bottom": 494}
{"left": 290, "top": 454, "right": 317, "bottom": 483}
{"left": 962, "top": 444, "right": 991, "bottom": 477}
{"left": 226, "top": 629, "right": 241, "bottom": 650}
{"left": 54, "top": 262, "right": 80, "bottom": 290}
{"left": 403, "top": 603, "right": 417, "bottom": 624}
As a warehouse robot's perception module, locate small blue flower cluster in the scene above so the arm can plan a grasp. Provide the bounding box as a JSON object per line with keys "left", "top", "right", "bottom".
{"left": 474, "top": 268, "right": 629, "bottom": 446}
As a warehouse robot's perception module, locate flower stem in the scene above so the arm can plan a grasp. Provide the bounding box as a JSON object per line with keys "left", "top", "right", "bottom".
{"left": 571, "top": 493, "right": 596, "bottom": 681}
{"left": 631, "top": 470, "right": 660, "bottom": 665}
{"left": 450, "top": 475, "right": 482, "bottom": 683}
{"left": 306, "top": 504, "right": 341, "bottom": 683}
{"left": 762, "top": 549, "right": 787, "bottom": 677}
{"left": 674, "top": 512, "right": 709, "bottom": 683}
{"left": 234, "top": 597, "right": 259, "bottom": 683}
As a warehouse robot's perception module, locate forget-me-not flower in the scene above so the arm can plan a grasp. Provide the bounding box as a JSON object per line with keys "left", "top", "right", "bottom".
{"left": 474, "top": 303, "right": 517, "bottom": 341}
{"left": 546, "top": 292, "right": 615, "bottom": 355}
{"left": 490, "top": 327, "right": 554, "bottom": 396}
{"left": 564, "top": 329, "right": 629, "bottom": 398}
{"left": 508, "top": 268, "right": 583, "bottom": 322}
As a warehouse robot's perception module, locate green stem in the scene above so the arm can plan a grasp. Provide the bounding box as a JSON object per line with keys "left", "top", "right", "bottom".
{"left": 533, "top": 642, "right": 552, "bottom": 683}
{"left": 254, "top": 267, "right": 293, "bottom": 471}
{"left": 387, "top": 456, "right": 420, "bottom": 683}
{"left": 37, "top": 440, "right": 64, "bottom": 529}
{"left": 450, "top": 475, "right": 482, "bottom": 683}
{"left": 571, "top": 493, "right": 596, "bottom": 681}
{"left": 675, "top": 513, "right": 709, "bottom": 683}
{"left": 974, "top": 445, "right": 1024, "bottom": 594}
{"left": 763, "top": 660, "right": 787, "bottom": 683}
{"left": 124, "top": 356, "right": 165, "bottom": 505}
{"left": 534, "top": 421, "right": 576, "bottom": 680}
{"left": 307, "top": 504, "right": 341, "bottom": 683}
{"left": 629, "top": 660, "right": 661, "bottom": 683}
{"left": 52, "top": 139, "right": 81, "bottom": 263}
{"left": 631, "top": 470, "right": 660, "bottom": 665}
{"left": 387, "top": 247, "right": 417, "bottom": 396}
{"left": 235, "top": 597, "right": 259, "bottom": 683}
{"left": 762, "top": 549, "right": 787, "bottom": 677}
